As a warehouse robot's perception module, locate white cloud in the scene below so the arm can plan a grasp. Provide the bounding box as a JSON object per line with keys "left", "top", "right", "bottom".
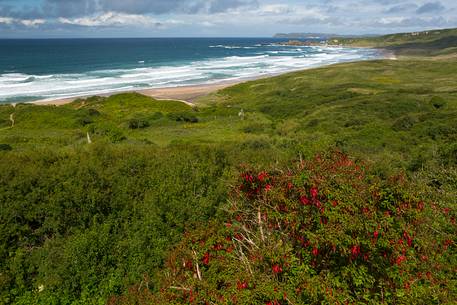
{"left": 20, "top": 19, "right": 46, "bottom": 27}
{"left": 58, "top": 12, "right": 161, "bottom": 27}
{"left": 258, "top": 4, "right": 291, "bottom": 15}
{"left": 0, "top": 17, "right": 14, "bottom": 25}
{"left": 0, "top": 17, "right": 46, "bottom": 27}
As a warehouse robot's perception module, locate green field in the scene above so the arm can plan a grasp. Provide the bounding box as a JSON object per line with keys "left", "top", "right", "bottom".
{"left": 0, "top": 29, "right": 456, "bottom": 304}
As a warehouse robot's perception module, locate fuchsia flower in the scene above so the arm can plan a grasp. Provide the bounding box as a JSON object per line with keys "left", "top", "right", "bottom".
{"left": 403, "top": 231, "right": 413, "bottom": 247}
{"left": 312, "top": 247, "right": 319, "bottom": 257}
{"left": 258, "top": 171, "right": 268, "bottom": 182}
{"left": 300, "top": 196, "right": 311, "bottom": 205}
{"left": 202, "top": 252, "right": 210, "bottom": 265}
{"left": 310, "top": 187, "right": 318, "bottom": 199}
{"left": 396, "top": 255, "right": 407, "bottom": 265}
{"left": 272, "top": 264, "right": 283, "bottom": 274}
{"left": 351, "top": 245, "right": 361, "bottom": 257}
{"left": 237, "top": 281, "right": 248, "bottom": 290}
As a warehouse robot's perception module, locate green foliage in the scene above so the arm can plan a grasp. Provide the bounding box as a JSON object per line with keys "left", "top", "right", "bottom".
{"left": 128, "top": 118, "right": 150, "bottom": 129}
{"left": 168, "top": 112, "right": 199, "bottom": 123}
{"left": 119, "top": 152, "right": 455, "bottom": 305}
{"left": 392, "top": 115, "right": 417, "bottom": 131}
{"left": 88, "top": 123, "right": 126, "bottom": 143}
{"left": 0, "top": 143, "right": 12, "bottom": 151}
{"left": 0, "top": 144, "right": 232, "bottom": 304}
{"left": 430, "top": 96, "right": 447, "bottom": 109}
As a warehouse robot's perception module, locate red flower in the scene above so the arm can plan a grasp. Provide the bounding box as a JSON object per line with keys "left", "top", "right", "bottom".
{"left": 300, "top": 196, "right": 311, "bottom": 205}
{"left": 396, "top": 255, "right": 407, "bottom": 265}
{"left": 310, "top": 187, "right": 318, "bottom": 199}
{"left": 331, "top": 200, "right": 338, "bottom": 207}
{"left": 237, "top": 281, "right": 248, "bottom": 290}
{"left": 417, "top": 201, "right": 425, "bottom": 211}
{"left": 403, "top": 231, "right": 413, "bottom": 247}
{"left": 242, "top": 173, "right": 254, "bottom": 183}
{"left": 265, "top": 184, "right": 272, "bottom": 192}
{"left": 351, "top": 245, "right": 361, "bottom": 257}
{"left": 373, "top": 231, "right": 379, "bottom": 239}
{"left": 184, "top": 260, "right": 193, "bottom": 269}
{"left": 213, "top": 244, "right": 223, "bottom": 251}
{"left": 287, "top": 182, "right": 293, "bottom": 190}
{"left": 202, "top": 252, "right": 210, "bottom": 265}
{"left": 312, "top": 247, "right": 319, "bottom": 257}
{"left": 272, "top": 264, "right": 283, "bottom": 274}
{"left": 258, "top": 171, "right": 268, "bottom": 182}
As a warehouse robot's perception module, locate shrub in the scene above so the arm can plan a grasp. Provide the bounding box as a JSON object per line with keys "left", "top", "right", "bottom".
{"left": 128, "top": 118, "right": 150, "bottom": 129}
{"left": 113, "top": 152, "right": 455, "bottom": 304}
{"left": 88, "top": 108, "right": 101, "bottom": 116}
{"left": 0, "top": 144, "right": 12, "bottom": 151}
{"left": 392, "top": 115, "right": 416, "bottom": 131}
{"left": 169, "top": 113, "right": 199, "bottom": 123}
{"left": 77, "top": 116, "right": 94, "bottom": 126}
{"left": 430, "top": 96, "right": 446, "bottom": 109}
{"left": 88, "top": 124, "right": 126, "bottom": 143}
{"left": 440, "top": 143, "right": 457, "bottom": 165}
{"left": 243, "top": 123, "right": 270, "bottom": 134}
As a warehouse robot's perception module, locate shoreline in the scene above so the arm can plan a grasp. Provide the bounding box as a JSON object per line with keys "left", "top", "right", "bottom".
{"left": 30, "top": 81, "right": 240, "bottom": 106}
{"left": 28, "top": 51, "right": 394, "bottom": 107}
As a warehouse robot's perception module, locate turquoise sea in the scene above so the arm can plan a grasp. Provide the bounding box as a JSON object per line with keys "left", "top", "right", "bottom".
{"left": 0, "top": 38, "right": 381, "bottom": 103}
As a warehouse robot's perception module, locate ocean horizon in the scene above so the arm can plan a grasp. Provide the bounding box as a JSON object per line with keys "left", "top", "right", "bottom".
{"left": 0, "top": 38, "right": 382, "bottom": 103}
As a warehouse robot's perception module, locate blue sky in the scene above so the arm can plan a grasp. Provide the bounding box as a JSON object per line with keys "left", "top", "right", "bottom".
{"left": 0, "top": 0, "right": 456, "bottom": 38}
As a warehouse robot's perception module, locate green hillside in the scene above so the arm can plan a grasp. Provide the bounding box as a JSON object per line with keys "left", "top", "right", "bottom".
{"left": 1, "top": 30, "right": 456, "bottom": 304}
{"left": 333, "top": 27, "right": 457, "bottom": 56}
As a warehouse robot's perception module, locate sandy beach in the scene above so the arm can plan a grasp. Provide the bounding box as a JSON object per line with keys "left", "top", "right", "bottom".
{"left": 30, "top": 81, "right": 239, "bottom": 106}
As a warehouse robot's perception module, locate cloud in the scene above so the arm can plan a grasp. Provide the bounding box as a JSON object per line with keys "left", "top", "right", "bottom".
{"left": 58, "top": 12, "right": 161, "bottom": 27}
{"left": 416, "top": 1, "right": 445, "bottom": 14}
{"left": 384, "top": 3, "right": 417, "bottom": 14}
{"left": 0, "top": 16, "right": 45, "bottom": 27}
{"left": 1, "top": 0, "right": 457, "bottom": 36}
{"left": 39, "top": 0, "right": 258, "bottom": 17}
{"left": 370, "top": 16, "right": 450, "bottom": 28}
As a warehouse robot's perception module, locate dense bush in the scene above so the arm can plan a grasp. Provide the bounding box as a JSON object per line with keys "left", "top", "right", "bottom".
{"left": 88, "top": 123, "right": 126, "bottom": 143}
{"left": 430, "top": 96, "right": 447, "bottom": 109}
{"left": 392, "top": 115, "right": 417, "bottom": 131}
{"left": 113, "top": 152, "right": 456, "bottom": 304}
{"left": 0, "top": 144, "right": 12, "bottom": 151}
{"left": 128, "top": 118, "right": 150, "bottom": 129}
{"left": 169, "top": 112, "right": 199, "bottom": 123}
{"left": 0, "top": 144, "right": 231, "bottom": 304}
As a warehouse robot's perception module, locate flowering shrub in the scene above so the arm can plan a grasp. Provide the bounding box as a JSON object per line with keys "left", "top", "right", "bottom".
{"left": 111, "top": 152, "right": 456, "bottom": 304}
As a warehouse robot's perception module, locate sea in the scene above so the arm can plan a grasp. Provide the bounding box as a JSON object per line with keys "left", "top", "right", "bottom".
{"left": 0, "top": 38, "right": 382, "bottom": 103}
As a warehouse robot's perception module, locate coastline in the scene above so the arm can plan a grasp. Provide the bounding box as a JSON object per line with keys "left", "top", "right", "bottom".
{"left": 30, "top": 81, "right": 239, "bottom": 106}
{"left": 28, "top": 50, "right": 394, "bottom": 107}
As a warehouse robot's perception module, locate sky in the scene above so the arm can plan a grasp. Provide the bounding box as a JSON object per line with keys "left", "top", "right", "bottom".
{"left": 0, "top": 0, "right": 456, "bottom": 38}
